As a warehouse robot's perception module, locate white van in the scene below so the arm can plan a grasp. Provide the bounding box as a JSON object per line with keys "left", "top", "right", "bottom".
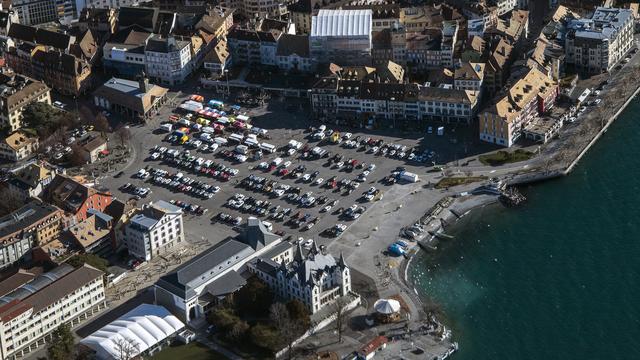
{"left": 244, "top": 137, "right": 259, "bottom": 147}
{"left": 228, "top": 133, "right": 244, "bottom": 143}
{"left": 214, "top": 137, "right": 228, "bottom": 146}
{"left": 259, "top": 143, "right": 276, "bottom": 153}
{"left": 261, "top": 221, "right": 273, "bottom": 231}
{"left": 160, "top": 123, "right": 172, "bottom": 132}
{"left": 202, "top": 126, "right": 215, "bottom": 134}
{"left": 271, "top": 157, "right": 283, "bottom": 166}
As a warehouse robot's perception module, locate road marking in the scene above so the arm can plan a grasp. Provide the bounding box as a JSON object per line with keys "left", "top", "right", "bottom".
{"left": 490, "top": 170, "right": 496, "bottom": 173}
{"left": 523, "top": 165, "right": 529, "bottom": 169}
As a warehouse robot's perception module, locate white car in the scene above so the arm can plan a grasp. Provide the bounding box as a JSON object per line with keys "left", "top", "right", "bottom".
{"left": 367, "top": 164, "right": 376, "bottom": 171}
{"left": 212, "top": 186, "right": 220, "bottom": 193}
{"left": 314, "top": 178, "right": 324, "bottom": 185}
{"left": 302, "top": 173, "right": 311, "bottom": 182}
{"left": 150, "top": 152, "right": 160, "bottom": 160}
{"left": 283, "top": 161, "right": 292, "bottom": 168}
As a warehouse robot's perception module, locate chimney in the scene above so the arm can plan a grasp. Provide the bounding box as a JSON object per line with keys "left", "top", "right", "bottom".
{"left": 139, "top": 72, "right": 149, "bottom": 93}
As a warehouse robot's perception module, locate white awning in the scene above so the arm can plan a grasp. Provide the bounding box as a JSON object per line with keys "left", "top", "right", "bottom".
{"left": 80, "top": 304, "right": 185, "bottom": 360}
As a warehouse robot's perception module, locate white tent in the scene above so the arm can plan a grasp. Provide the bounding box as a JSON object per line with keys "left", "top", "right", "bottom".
{"left": 374, "top": 299, "right": 401, "bottom": 315}
{"left": 80, "top": 304, "right": 185, "bottom": 360}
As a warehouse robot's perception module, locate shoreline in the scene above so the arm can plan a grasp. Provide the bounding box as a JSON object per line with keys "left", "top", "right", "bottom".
{"left": 399, "top": 83, "right": 640, "bottom": 352}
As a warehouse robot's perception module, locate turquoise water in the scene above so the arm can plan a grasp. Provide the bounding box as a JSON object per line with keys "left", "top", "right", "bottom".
{"left": 409, "top": 100, "right": 640, "bottom": 359}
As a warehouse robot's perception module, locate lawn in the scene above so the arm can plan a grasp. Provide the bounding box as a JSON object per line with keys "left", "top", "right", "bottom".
{"left": 435, "top": 176, "right": 487, "bottom": 189}
{"left": 150, "top": 342, "right": 228, "bottom": 360}
{"left": 478, "top": 149, "right": 534, "bottom": 166}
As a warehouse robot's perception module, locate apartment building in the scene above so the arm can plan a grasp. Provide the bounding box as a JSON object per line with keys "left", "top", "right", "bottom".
{"left": 0, "top": 201, "right": 64, "bottom": 269}
{"left": 0, "top": 72, "right": 51, "bottom": 132}
{"left": 11, "top": 0, "right": 57, "bottom": 26}
{"left": 7, "top": 161, "right": 57, "bottom": 199}
{"left": 479, "top": 67, "right": 558, "bottom": 147}
{"left": 120, "top": 200, "right": 184, "bottom": 261}
{"left": 227, "top": 19, "right": 293, "bottom": 66}
{"left": 0, "top": 264, "right": 106, "bottom": 360}
{"left": 454, "top": 62, "right": 485, "bottom": 93}
{"left": 0, "top": 131, "right": 39, "bottom": 162}
{"left": 310, "top": 10, "right": 373, "bottom": 65}
{"left": 145, "top": 35, "right": 193, "bottom": 86}
{"left": 311, "top": 81, "right": 478, "bottom": 124}
{"left": 275, "top": 34, "right": 314, "bottom": 72}
{"left": 5, "top": 24, "right": 95, "bottom": 96}
{"left": 44, "top": 176, "right": 113, "bottom": 224}
{"left": 249, "top": 241, "right": 351, "bottom": 314}
{"left": 102, "top": 26, "right": 152, "bottom": 78}
{"left": 565, "top": 7, "right": 634, "bottom": 74}
{"left": 372, "top": 20, "right": 459, "bottom": 71}
{"left": 219, "top": 0, "right": 288, "bottom": 19}
{"left": 155, "top": 218, "right": 291, "bottom": 323}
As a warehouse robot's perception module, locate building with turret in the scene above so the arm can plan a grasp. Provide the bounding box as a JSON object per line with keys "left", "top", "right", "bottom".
{"left": 249, "top": 240, "right": 351, "bottom": 314}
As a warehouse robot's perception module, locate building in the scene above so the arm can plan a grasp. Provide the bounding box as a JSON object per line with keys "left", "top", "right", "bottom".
{"left": 203, "top": 40, "right": 230, "bottom": 75}
{"left": 93, "top": 77, "right": 168, "bottom": 121}
{"left": 68, "top": 209, "right": 113, "bottom": 255}
{"left": 484, "top": 38, "right": 514, "bottom": 95}
{"left": 454, "top": 61, "right": 485, "bottom": 93}
{"left": 310, "top": 10, "right": 373, "bottom": 65}
{"left": 249, "top": 241, "right": 351, "bottom": 314}
{"left": 0, "top": 72, "right": 51, "bottom": 132}
{"left": 74, "top": 133, "right": 108, "bottom": 164}
{"left": 80, "top": 304, "right": 185, "bottom": 360}
{"left": 0, "top": 264, "right": 106, "bottom": 360}
{"left": 288, "top": 0, "right": 314, "bottom": 35}
{"left": 227, "top": 19, "right": 293, "bottom": 66}
{"left": 0, "top": 131, "right": 39, "bottom": 162}
{"left": 479, "top": 67, "right": 558, "bottom": 147}
{"left": 275, "top": 34, "right": 314, "bottom": 72}
{"left": 0, "top": 201, "right": 64, "bottom": 269}
{"left": 5, "top": 24, "right": 95, "bottom": 96}
{"left": 310, "top": 63, "right": 479, "bottom": 124}
{"left": 11, "top": 0, "right": 57, "bottom": 25}
{"left": 44, "top": 176, "right": 113, "bottom": 223}
{"left": 145, "top": 35, "right": 193, "bottom": 86}
{"left": 76, "top": 8, "right": 118, "bottom": 35}
{"left": 565, "top": 7, "right": 634, "bottom": 74}
{"left": 7, "top": 161, "right": 58, "bottom": 199}
{"left": 154, "top": 218, "right": 292, "bottom": 323}
{"left": 219, "top": 0, "right": 287, "bottom": 19}
{"left": 120, "top": 200, "right": 184, "bottom": 261}
{"left": 101, "top": 26, "right": 152, "bottom": 78}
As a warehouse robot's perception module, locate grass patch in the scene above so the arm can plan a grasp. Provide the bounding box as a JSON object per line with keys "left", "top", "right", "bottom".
{"left": 150, "top": 342, "right": 228, "bottom": 360}
{"left": 435, "top": 176, "right": 487, "bottom": 189}
{"left": 479, "top": 149, "right": 534, "bottom": 166}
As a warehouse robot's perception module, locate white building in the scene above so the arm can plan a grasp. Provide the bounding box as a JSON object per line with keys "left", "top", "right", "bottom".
{"left": 249, "top": 241, "right": 351, "bottom": 314}
{"left": 145, "top": 36, "right": 193, "bottom": 86}
{"left": 496, "top": 0, "right": 517, "bottom": 16}
{"left": 120, "top": 200, "right": 185, "bottom": 261}
{"left": 310, "top": 10, "right": 373, "bottom": 65}
{"left": 154, "top": 218, "right": 292, "bottom": 323}
{"left": 80, "top": 304, "right": 185, "bottom": 360}
{"left": 565, "top": 7, "right": 634, "bottom": 74}
{"left": 0, "top": 264, "right": 106, "bottom": 360}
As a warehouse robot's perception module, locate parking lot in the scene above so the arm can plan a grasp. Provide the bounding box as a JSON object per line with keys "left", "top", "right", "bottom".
{"left": 96, "top": 88, "right": 483, "bottom": 252}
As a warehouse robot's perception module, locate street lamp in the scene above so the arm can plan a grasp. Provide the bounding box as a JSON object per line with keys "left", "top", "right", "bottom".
{"left": 224, "top": 69, "right": 230, "bottom": 97}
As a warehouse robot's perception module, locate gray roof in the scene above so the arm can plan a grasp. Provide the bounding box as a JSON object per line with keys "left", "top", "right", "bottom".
{"left": 239, "top": 217, "right": 281, "bottom": 251}
{"left": 261, "top": 241, "right": 293, "bottom": 260}
{"left": 205, "top": 270, "right": 246, "bottom": 297}
{"left": 130, "top": 213, "right": 158, "bottom": 231}
{"left": 0, "top": 201, "right": 61, "bottom": 241}
{"left": 99, "top": 78, "right": 150, "bottom": 99}
{"left": 156, "top": 239, "right": 253, "bottom": 299}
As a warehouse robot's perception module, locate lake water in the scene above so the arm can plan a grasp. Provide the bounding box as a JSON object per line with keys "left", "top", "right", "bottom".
{"left": 409, "top": 99, "right": 640, "bottom": 359}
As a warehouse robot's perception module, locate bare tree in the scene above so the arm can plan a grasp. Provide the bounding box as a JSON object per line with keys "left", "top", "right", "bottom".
{"left": 94, "top": 113, "right": 111, "bottom": 132}
{"left": 334, "top": 296, "right": 349, "bottom": 344}
{"left": 113, "top": 337, "right": 139, "bottom": 360}
{"left": 69, "top": 145, "right": 87, "bottom": 167}
{"left": 0, "top": 187, "right": 25, "bottom": 216}
{"left": 270, "top": 302, "right": 303, "bottom": 360}
{"left": 116, "top": 126, "right": 132, "bottom": 146}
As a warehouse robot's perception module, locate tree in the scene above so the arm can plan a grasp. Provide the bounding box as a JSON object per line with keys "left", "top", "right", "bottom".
{"left": 286, "top": 299, "right": 311, "bottom": 328}
{"left": 116, "top": 126, "right": 131, "bottom": 146}
{"left": 113, "top": 337, "right": 139, "bottom": 360}
{"left": 94, "top": 113, "right": 111, "bottom": 132}
{"left": 248, "top": 323, "right": 280, "bottom": 352}
{"left": 69, "top": 144, "right": 87, "bottom": 167}
{"left": 235, "top": 276, "right": 273, "bottom": 317}
{"left": 0, "top": 187, "right": 24, "bottom": 216}
{"left": 208, "top": 307, "right": 248, "bottom": 343}
{"left": 47, "top": 323, "right": 75, "bottom": 360}
{"left": 270, "top": 302, "right": 304, "bottom": 360}
{"left": 66, "top": 254, "right": 109, "bottom": 273}
{"left": 334, "top": 297, "right": 348, "bottom": 344}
